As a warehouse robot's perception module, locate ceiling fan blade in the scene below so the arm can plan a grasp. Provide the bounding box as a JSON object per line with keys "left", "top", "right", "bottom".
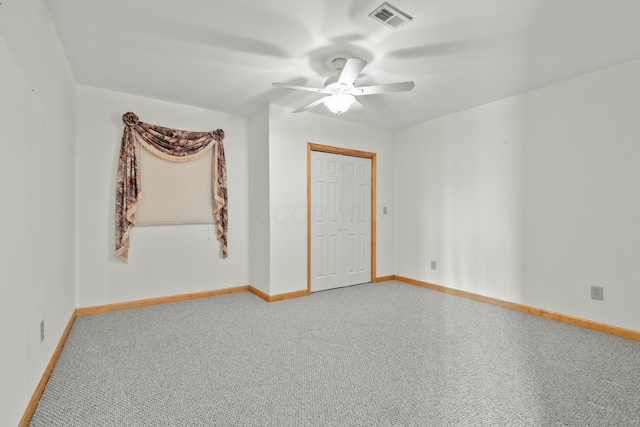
{"left": 349, "top": 99, "right": 366, "bottom": 114}
{"left": 337, "top": 58, "right": 367, "bottom": 86}
{"left": 350, "top": 81, "right": 415, "bottom": 96}
{"left": 292, "top": 97, "right": 326, "bottom": 113}
{"left": 272, "top": 82, "right": 331, "bottom": 94}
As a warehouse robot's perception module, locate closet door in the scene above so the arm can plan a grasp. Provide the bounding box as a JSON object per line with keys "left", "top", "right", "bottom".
{"left": 341, "top": 155, "right": 371, "bottom": 286}
{"left": 310, "top": 151, "right": 371, "bottom": 292}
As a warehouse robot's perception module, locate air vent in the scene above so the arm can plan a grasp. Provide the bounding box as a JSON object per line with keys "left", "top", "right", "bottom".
{"left": 375, "top": 8, "right": 393, "bottom": 21}
{"left": 369, "top": 2, "right": 413, "bottom": 30}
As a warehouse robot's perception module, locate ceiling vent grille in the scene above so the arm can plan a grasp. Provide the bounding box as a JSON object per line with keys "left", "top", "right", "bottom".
{"left": 369, "top": 2, "right": 413, "bottom": 30}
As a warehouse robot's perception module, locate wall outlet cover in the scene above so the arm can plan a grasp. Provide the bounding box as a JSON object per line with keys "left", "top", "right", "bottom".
{"left": 591, "top": 286, "right": 604, "bottom": 301}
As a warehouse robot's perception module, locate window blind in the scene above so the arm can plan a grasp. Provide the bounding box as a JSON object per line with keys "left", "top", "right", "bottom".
{"left": 134, "top": 142, "right": 214, "bottom": 226}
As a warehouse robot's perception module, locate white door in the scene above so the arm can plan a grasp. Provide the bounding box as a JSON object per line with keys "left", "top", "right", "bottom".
{"left": 310, "top": 151, "right": 371, "bottom": 292}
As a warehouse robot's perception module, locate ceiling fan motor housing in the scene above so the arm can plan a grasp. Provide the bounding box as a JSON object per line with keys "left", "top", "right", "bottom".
{"left": 331, "top": 58, "right": 347, "bottom": 71}
{"left": 324, "top": 75, "right": 352, "bottom": 92}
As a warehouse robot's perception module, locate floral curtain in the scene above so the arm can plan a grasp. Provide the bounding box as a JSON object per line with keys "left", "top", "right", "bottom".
{"left": 116, "top": 112, "right": 227, "bottom": 262}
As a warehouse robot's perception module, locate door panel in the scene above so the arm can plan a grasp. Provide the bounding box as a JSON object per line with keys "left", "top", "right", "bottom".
{"left": 311, "top": 152, "right": 342, "bottom": 291}
{"left": 341, "top": 155, "right": 371, "bottom": 286}
{"left": 328, "top": 234, "right": 338, "bottom": 278}
{"left": 315, "top": 236, "right": 325, "bottom": 279}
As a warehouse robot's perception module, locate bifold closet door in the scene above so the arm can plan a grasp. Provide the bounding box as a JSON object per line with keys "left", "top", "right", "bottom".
{"left": 310, "top": 151, "right": 371, "bottom": 292}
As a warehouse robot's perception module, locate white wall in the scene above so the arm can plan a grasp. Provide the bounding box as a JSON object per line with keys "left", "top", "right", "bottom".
{"left": 249, "top": 107, "right": 271, "bottom": 294}
{"left": 0, "top": 1, "right": 76, "bottom": 426}
{"left": 75, "top": 85, "right": 250, "bottom": 307}
{"left": 267, "top": 105, "right": 395, "bottom": 295}
{"left": 394, "top": 60, "right": 640, "bottom": 331}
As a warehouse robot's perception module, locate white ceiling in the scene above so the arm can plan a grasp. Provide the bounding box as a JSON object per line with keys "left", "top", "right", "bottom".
{"left": 44, "top": 0, "right": 640, "bottom": 130}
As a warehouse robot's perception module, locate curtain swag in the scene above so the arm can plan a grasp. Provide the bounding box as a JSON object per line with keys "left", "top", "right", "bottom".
{"left": 116, "top": 112, "right": 227, "bottom": 262}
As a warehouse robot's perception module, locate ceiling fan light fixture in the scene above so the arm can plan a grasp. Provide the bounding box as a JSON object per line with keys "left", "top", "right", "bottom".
{"left": 323, "top": 94, "right": 355, "bottom": 114}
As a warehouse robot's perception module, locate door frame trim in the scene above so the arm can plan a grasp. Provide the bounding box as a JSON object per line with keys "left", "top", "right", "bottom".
{"left": 307, "top": 143, "right": 377, "bottom": 293}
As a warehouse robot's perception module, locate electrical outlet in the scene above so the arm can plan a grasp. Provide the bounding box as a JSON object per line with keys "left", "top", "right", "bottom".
{"left": 383, "top": 206, "right": 388, "bottom": 215}
{"left": 591, "top": 286, "right": 603, "bottom": 301}
{"left": 40, "top": 320, "right": 45, "bottom": 342}
{"left": 430, "top": 261, "right": 437, "bottom": 270}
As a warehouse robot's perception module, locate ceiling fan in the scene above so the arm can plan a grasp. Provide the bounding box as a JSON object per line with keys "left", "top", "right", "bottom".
{"left": 272, "top": 58, "right": 415, "bottom": 114}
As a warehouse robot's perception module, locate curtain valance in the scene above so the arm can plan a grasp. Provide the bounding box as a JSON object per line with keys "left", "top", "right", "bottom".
{"left": 116, "top": 112, "right": 227, "bottom": 262}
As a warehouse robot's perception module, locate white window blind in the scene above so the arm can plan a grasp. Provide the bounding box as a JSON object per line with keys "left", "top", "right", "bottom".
{"left": 134, "top": 142, "right": 214, "bottom": 226}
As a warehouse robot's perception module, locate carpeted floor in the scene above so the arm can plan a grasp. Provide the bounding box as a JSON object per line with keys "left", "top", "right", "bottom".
{"left": 30, "top": 281, "right": 640, "bottom": 426}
